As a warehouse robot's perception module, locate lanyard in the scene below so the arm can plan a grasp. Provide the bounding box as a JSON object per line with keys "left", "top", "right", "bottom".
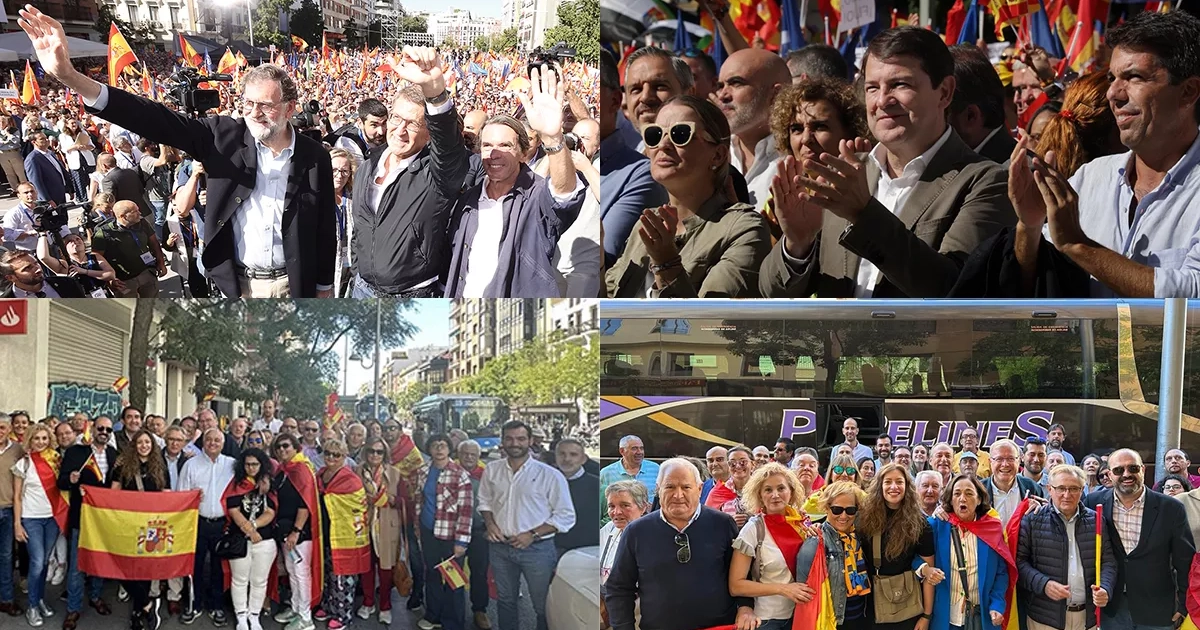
{"left": 334, "top": 197, "right": 348, "bottom": 239}
{"left": 126, "top": 224, "right": 146, "bottom": 252}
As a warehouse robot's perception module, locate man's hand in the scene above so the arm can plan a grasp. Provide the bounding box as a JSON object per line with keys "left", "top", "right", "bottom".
{"left": 1092, "top": 585, "right": 1109, "bottom": 608}
{"left": 69, "top": 470, "right": 80, "bottom": 484}
{"left": 990, "top": 611, "right": 1004, "bottom": 627}
{"left": 923, "top": 567, "right": 945, "bottom": 586}
{"left": 1044, "top": 580, "right": 1071, "bottom": 601}
{"left": 735, "top": 606, "right": 759, "bottom": 630}
{"left": 777, "top": 582, "right": 815, "bottom": 603}
{"left": 1033, "top": 152, "right": 1088, "bottom": 251}
{"left": 519, "top": 66, "right": 565, "bottom": 144}
{"left": 771, "top": 155, "right": 824, "bottom": 258}
{"left": 156, "top": 260, "right": 167, "bottom": 277}
{"left": 485, "top": 522, "right": 505, "bottom": 543}
{"left": 316, "top": 288, "right": 333, "bottom": 298}
{"left": 453, "top": 544, "right": 467, "bottom": 558}
{"left": 17, "top": 6, "right": 75, "bottom": 82}
{"left": 798, "top": 137, "right": 872, "bottom": 223}
{"left": 396, "top": 47, "right": 445, "bottom": 99}
{"left": 1008, "top": 130, "right": 1047, "bottom": 229}
{"left": 509, "top": 531, "right": 535, "bottom": 549}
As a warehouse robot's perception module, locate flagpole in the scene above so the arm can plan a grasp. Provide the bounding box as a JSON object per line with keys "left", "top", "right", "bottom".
{"left": 1095, "top": 504, "right": 1102, "bottom": 629}
{"left": 978, "top": 5, "right": 985, "bottom": 42}
{"left": 1056, "top": 20, "right": 1082, "bottom": 77}
{"left": 799, "top": 0, "right": 810, "bottom": 39}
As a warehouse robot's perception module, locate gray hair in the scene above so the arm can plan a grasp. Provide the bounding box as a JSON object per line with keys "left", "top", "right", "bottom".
{"left": 990, "top": 439, "right": 1022, "bottom": 458}
{"left": 483, "top": 115, "right": 531, "bottom": 154}
{"left": 243, "top": 64, "right": 298, "bottom": 103}
{"left": 0, "top": 412, "right": 9, "bottom": 425}
{"left": 930, "top": 443, "right": 955, "bottom": 457}
{"left": 625, "top": 46, "right": 694, "bottom": 93}
{"left": 606, "top": 479, "right": 651, "bottom": 509}
{"left": 658, "top": 457, "right": 702, "bottom": 487}
{"left": 600, "top": 49, "right": 619, "bottom": 89}
{"left": 457, "top": 439, "right": 481, "bottom": 454}
{"left": 1049, "top": 464, "right": 1087, "bottom": 486}
{"left": 915, "top": 470, "right": 943, "bottom": 487}
{"left": 395, "top": 85, "right": 424, "bottom": 107}
{"left": 618, "top": 435, "right": 643, "bottom": 449}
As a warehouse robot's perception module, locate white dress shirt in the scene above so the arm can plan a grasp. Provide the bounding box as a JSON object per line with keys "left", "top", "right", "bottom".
{"left": 234, "top": 130, "right": 294, "bottom": 272}
{"left": 2, "top": 204, "right": 38, "bottom": 251}
{"left": 178, "top": 452, "right": 236, "bottom": 518}
{"left": 37, "top": 148, "right": 65, "bottom": 178}
{"left": 857, "top": 126, "right": 953, "bottom": 297}
{"left": 730, "top": 134, "right": 782, "bottom": 208}
{"left": 12, "top": 283, "right": 60, "bottom": 298}
{"left": 477, "top": 455, "right": 576, "bottom": 539}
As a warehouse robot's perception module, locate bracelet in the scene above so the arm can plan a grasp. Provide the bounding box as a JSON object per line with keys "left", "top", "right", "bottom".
{"left": 649, "top": 256, "right": 682, "bottom": 274}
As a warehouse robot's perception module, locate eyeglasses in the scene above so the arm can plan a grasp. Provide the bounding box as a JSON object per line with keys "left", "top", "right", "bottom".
{"left": 832, "top": 466, "right": 857, "bottom": 476}
{"left": 368, "top": 449, "right": 386, "bottom": 455}
{"left": 1111, "top": 464, "right": 1142, "bottom": 476}
{"left": 249, "top": 438, "right": 264, "bottom": 444}
{"left": 642, "top": 122, "right": 718, "bottom": 149}
{"left": 1051, "top": 485, "right": 1083, "bottom": 494}
{"left": 828, "top": 505, "right": 859, "bottom": 516}
{"left": 241, "top": 99, "right": 284, "bottom": 115}
{"left": 333, "top": 168, "right": 352, "bottom": 175}
{"left": 674, "top": 532, "right": 691, "bottom": 564}
{"left": 303, "top": 427, "right": 319, "bottom": 433}
{"left": 387, "top": 115, "right": 423, "bottom": 131}
{"left": 326, "top": 453, "right": 346, "bottom": 459}
{"left": 245, "top": 461, "right": 261, "bottom": 467}
{"left": 384, "top": 426, "right": 401, "bottom": 432}
{"left": 274, "top": 443, "right": 295, "bottom": 452}
{"left": 94, "top": 427, "right": 113, "bottom": 434}
{"left": 993, "top": 456, "right": 1018, "bottom": 464}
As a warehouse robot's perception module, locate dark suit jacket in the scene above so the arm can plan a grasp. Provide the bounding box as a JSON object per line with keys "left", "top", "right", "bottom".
{"left": 86, "top": 87, "right": 336, "bottom": 297}
{"left": 24, "top": 150, "right": 67, "bottom": 205}
{"left": 57, "top": 443, "right": 118, "bottom": 530}
{"left": 759, "top": 130, "right": 1016, "bottom": 298}
{"left": 1082, "top": 487, "right": 1195, "bottom": 626}
{"left": 0, "top": 274, "right": 85, "bottom": 297}
{"left": 983, "top": 475, "right": 1045, "bottom": 503}
{"left": 100, "top": 166, "right": 153, "bottom": 216}
{"left": 976, "top": 128, "right": 1018, "bottom": 165}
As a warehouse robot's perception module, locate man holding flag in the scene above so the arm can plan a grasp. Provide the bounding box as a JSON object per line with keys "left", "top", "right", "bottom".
{"left": 413, "top": 433, "right": 473, "bottom": 630}
{"left": 57, "top": 414, "right": 118, "bottom": 630}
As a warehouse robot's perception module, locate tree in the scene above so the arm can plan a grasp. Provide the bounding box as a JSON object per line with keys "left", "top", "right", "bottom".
{"left": 473, "top": 34, "right": 492, "bottom": 50}
{"left": 541, "top": 0, "right": 599, "bottom": 63}
{"left": 94, "top": 3, "right": 157, "bottom": 42}
{"left": 496, "top": 27, "right": 520, "bottom": 51}
{"left": 290, "top": 0, "right": 325, "bottom": 47}
{"left": 441, "top": 35, "right": 459, "bottom": 49}
{"left": 128, "top": 299, "right": 156, "bottom": 412}
{"left": 399, "top": 14, "right": 428, "bottom": 33}
{"left": 252, "top": 0, "right": 291, "bottom": 49}
{"left": 343, "top": 18, "right": 364, "bottom": 49}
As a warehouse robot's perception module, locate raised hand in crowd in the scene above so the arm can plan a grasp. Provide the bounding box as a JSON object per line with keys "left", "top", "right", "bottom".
{"left": 396, "top": 46, "right": 446, "bottom": 98}
{"left": 797, "top": 137, "right": 873, "bottom": 222}
{"left": 771, "top": 155, "right": 824, "bottom": 258}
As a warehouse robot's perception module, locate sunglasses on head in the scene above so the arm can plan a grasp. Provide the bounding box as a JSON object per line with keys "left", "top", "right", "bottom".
{"left": 833, "top": 466, "right": 857, "bottom": 476}
{"left": 1112, "top": 464, "right": 1142, "bottom": 476}
{"left": 829, "top": 505, "right": 858, "bottom": 516}
{"left": 642, "top": 121, "right": 717, "bottom": 149}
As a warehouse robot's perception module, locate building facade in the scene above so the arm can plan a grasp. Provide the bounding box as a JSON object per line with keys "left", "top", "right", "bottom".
{"left": 517, "top": 0, "right": 561, "bottom": 49}
{"left": 449, "top": 299, "right": 496, "bottom": 382}
{"left": 3, "top": 0, "right": 101, "bottom": 40}
{"left": 427, "top": 8, "right": 501, "bottom": 46}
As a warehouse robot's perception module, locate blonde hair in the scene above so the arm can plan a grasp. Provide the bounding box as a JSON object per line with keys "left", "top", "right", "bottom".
{"left": 825, "top": 452, "right": 862, "bottom": 485}
{"left": 819, "top": 480, "right": 866, "bottom": 512}
{"left": 328, "top": 148, "right": 356, "bottom": 190}
{"left": 741, "top": 462, "right": 803, "bottom": 514}
{"left": 23, "top": 423, "right": 54, "bottom": 453}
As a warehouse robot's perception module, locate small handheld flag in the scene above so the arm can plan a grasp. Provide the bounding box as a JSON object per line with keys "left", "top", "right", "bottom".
{"left": 436, "top": 557, "right": 467, "bottom": 590}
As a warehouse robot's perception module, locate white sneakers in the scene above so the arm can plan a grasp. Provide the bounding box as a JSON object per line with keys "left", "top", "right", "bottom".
{"left": 357, "top": 605, "right": 376, "bottom": 620}
{"left": 379, "top": 610, "right": 393, "bottom": 626}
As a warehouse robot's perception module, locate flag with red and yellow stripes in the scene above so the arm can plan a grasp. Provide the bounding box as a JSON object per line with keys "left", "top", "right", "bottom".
{"left": 78, "top": 487, "right": 201, "bottom": 580}
{"left": 321, "top": 467, "right": 372, "bottom": 576}
{"left": 437, "top": 557, "right": 467, "bottom": 590}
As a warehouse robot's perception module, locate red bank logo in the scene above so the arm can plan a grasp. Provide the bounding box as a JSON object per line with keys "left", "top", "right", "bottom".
{"left": 0, "top": 300, "right": 27, "bottom": 335}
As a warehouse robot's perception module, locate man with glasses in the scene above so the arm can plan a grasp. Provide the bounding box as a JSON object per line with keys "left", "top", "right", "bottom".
{"left": 605, "top": 458, "right": 753, "bottom": 630}
{"left": 954, "top": 426, "right": 991, "bottom": 477}
{"left": 676, "top": 48, "right": 718, "bottom": 99}
{"left": 298, "top": 420, "right": 324, "bottom": 469}
{"left": 1017, "top": 465, "right": 1117, "bottom": 630}
{"left": 279, "top": 416, "right": 299, "bottom": 437}
{"left": 154, "top": 425, "right": 192, "bottom": 617}
{"left": 58, "top": 415, "right": 119, "bottom": 630}
{"left": 19, "top": 6, "right": 337, "bottom": 298}
{"left": 983, "top": 439, "right": 1044, "bottom": 527}
{"left": 1083, "top": 449, "right": 1194, "bottom": 630}
{"left": 350, "top": 49, "right": 470, "bottom": 298}
{"left": 773, "top": 438, "right": 796, "bottom": 467}
{"left": 178, "top": 429, "right": 236, "bottom": 626}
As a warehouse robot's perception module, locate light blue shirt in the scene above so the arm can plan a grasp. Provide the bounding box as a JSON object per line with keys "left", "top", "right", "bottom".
{"left": 177, "top": 452, "right": 236, "bottom": 518}
{"left": 837, "top": 442, "right": 875, "bottom": 464}
{"left": 599, "top": 459, "right": 661, "bottom": 502}
{"left": 1057, "top": 129, "right": 1200, "bottom": 297}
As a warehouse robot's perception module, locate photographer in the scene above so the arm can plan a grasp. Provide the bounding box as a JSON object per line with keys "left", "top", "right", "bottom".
{"left": 0, "top": 249, "right": 84, "bottom": 297}
{"left": 91, "top": 200, "right": 167, "bottom": 297}
{"left": 1, "top": 182, "right": 43, "bottom": 251}
{"left": 37, "top": 230, "right": 114, "bottom": 297}
{"left": 18, "top": 5, "right": 337, "bottom": 298}
{"left": 138, "top": 138, "right": 179, "bottom": 241}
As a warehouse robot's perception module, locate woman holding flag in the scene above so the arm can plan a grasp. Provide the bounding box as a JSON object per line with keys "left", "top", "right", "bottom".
{"left": 793, "top": 480, "right": 874, "bottom": 630}
{"left": 270, "top": 433, "right": 323, "bottom": 630}
{"left": 108, "top": 429, "right": 168, "bottom": 630}
{"left": 928, "top": 474, "right": 1015, "bottom": 630}
{"left": 315, "top": 438, "right": 371, "bottom": 630}
{"left": 728, "top": 462, "right": 812, "bottom": 630}
{"left": 12, "top": 423, "right": 67, "bottom": 628}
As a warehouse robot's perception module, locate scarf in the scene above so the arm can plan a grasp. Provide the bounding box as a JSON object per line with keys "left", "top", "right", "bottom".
{"left": 949, "top": 510, "right": 1020, "bottom": 630}
{"left": 705, "top": 478, "right": 737, "bottom": 509}
{"left": 283, "top": 452, "right": 324, "bottom": 605}
{"left": 218, "top": 476, "right": 280, "bottom": 601}
{"left": 762, "top": 506, "right": 809, "bottom": 575}
{"left": 837, "top": 528, "right": 872, "bottom": 597}
{"left": 31, "top": 449, "right": 70, "bottom": 533}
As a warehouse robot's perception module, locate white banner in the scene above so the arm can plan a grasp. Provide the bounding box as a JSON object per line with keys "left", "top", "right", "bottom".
{"left": 839, "top": 0, "right": 876, "bottom": 32}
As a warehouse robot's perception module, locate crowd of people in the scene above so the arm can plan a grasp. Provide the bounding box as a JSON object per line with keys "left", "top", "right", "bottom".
{"left": 1, "top": 6, "right": 602, "bottom": 299}
{"left": 0, "top": 402, "right": 600, "bottom": 630}
{"left": 598, "top": 419, "right": 1200, "bottom": 630}
{"left": 600, "top": 8, "right": 1200, "bottom": 298}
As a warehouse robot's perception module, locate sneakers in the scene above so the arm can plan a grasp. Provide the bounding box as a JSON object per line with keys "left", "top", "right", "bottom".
{"left": 314, "top": 609, "right": 330, "bottom": 623}
{"left": 145, "top": 601, "right": 161, "bottom": 630}
{"left": 38, "top": 602, "right": 54, "bottom": 618}
{"left": 248, "top": 614, "right": 264, "bottom": 630}
{"left": 405, "top": 599, "right": 423, "bottom": 612}
{"left": 284, "top": 616, "right": 315, "bottom": 630}
{"left": 328, "top": 621, "right": 346, "bottom": 630}
{"left": 273, "top": 609, "right": 298, "bottom": 624}
{"left": 117, "top": 586, "right": 129, "bottom": 602}
{"left": 473, "top": 612, "right": 491, "bottom": 630}
{"left": 417, "top": 620, "right": 442, "bottom": 630}
{"left": 49, "top": 564, "right": 66, "bottom": 587}
{"left": 180, "top": 609, "right": 200, "bottom": 625}
{"left": 357, "top": 606, "right": 376, "bottom": 620}
{"left": 236, "top": 613, "right": 250, "bottom": 630}
{"left": 379, "top": 611, "right": 392, "bottom": 626}
{"left": 26, "top": 607, "right": 43, "bottom": 628}
{"left": 211, "top": 610, "right": 229, "bottom": 627}
{"left": 130, "top": 609, "right": 144, "bottom": 630}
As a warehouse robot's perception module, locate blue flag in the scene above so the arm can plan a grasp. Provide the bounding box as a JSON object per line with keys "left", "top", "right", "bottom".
{"left": 958, "top": 0, "right": 980, "bottom": 44}
{"left": 711, "top": 23, "right": 726, "bottom": 69}
{"left": 780, "top": 0, "right": 807, "bottom": 55}
{"left": 674, "top": 10, "right": 693, "bottom": 52}
{"left": 1030, "top": 0, "right": 1066, "bottom": 57}
{"left": 204, "top": 49, "right": 213, "bottom": 73}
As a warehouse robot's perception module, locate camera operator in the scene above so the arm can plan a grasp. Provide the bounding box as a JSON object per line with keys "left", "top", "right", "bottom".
{"left": 329, "top": 98, "right": 388, "bottom": 167}
{"left": 1, "top": 182, "right": 43, "bottom": 250}
{"left": 91, "top": 200, "right": 167, "bottom": 297}
{"left": 0, "top": 249, "right": 84, "bottom": 297}
{"left": 18, "top": 4, "right": 336, "bottom": 298}
{"left": 138, "top": 139, "right": 179, "bottom": 241}
{"left": 37, "top": 230, "right": 114, "bottom": 297}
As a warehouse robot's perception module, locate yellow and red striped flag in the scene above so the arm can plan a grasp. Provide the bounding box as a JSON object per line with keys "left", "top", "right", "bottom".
{"left": 322, "top": 468, "right": 372, "bottom": 575}
{"left": 113, "top": 376, "right": 129, "bottom": 392}
{"left": 390, "top": 433, "right": 424, "bottom": 479}
{"left": 107, "top": 24, "right": 138, "bottom": 88}
{"left": 20, "top": 60, "right": 39, "bottom": 105}
{"left": 78, "top": 487, "right": 201, "bottom": 580}
{"left": 179, "top": 34, "right": 202, "bottom": 68}
{"left": 292, "top": 35, "right": 309, "bottom": 50}
{"left": 437, "top": 557, "right": 467, "bottom": 590}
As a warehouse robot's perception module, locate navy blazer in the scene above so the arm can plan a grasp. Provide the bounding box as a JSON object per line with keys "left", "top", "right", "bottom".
{"left": 85, "top": 87, "right": 336, "bottom": 297}
{"left": 24, "top": 149, "right": 67, "bottom": 205}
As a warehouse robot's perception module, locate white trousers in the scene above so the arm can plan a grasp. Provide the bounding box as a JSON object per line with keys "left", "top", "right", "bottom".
{"left": 230, "top": 540, "right": 278, "bottom": 617}
{"left": 283, "top": 540, "right": 313, "bottom": 621}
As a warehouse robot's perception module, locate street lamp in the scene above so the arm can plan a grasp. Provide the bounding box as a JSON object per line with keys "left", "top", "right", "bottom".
{"left": 217, "top": 0, "right": 255, "bottom": 47}
{"left": 348, "top": 299, "right": 383, "bottom": 423}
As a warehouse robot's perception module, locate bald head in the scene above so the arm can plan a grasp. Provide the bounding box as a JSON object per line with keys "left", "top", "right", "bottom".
{"left": 112, "top": 200, "right": 142, "bottom": 227}
{"left": 96, "top": 153, "right": 116, "bottom": 172}
{"left": 464, "top": 109, "right": 487, "bottom": 135}
{"left": 573, "top": 118, "right": 600, "bottom": 159}
{"left": 717, "top": 48, "right": 791, "bottom": 136}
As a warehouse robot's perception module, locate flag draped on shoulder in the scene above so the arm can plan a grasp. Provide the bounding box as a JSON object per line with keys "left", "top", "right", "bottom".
{"left": 31, "top": 450, "right": 70, "bottom": 533}
{"left": 792, "top": 533, "right": 838, "bottom": 630}
{"left": 951, "top": 509, "right": 1021, "bottom": 630}
{"left": 218, "top": 477, "right": 281, "bottom": 600}
{"left": 107, "top": 24, "right": 138, "bottom": 88}
{"left": 283, "top": 452, "right": 325, "bottom": 604}
{"left": 78, "top": 487, "right": 201, "bottom": 580}
{"left": 390, "top": 433, "right": 424, "bottom": 479}
{"left": 321, "top": 466, "right": 372, "bottom": 576}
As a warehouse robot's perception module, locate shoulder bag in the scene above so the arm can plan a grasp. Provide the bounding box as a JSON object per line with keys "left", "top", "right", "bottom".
{"left": 872, "top": 533, "right": 925, "bottom": 623}
{"left": 951, "top": 527, "right": 984, "bottom": 630}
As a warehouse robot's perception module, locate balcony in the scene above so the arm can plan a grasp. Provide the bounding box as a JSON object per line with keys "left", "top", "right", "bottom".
{"left": 6, "top": 0, "right": 99, "bottom": 22}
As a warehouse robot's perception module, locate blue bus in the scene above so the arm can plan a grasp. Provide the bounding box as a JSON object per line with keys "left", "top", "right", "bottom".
{"left": 412, "top": 394, "right": 511, "bottom": 455}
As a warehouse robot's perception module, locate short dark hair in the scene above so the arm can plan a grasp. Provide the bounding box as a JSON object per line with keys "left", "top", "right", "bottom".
{"left": 600, "top": 49, "right": 620, "bottom": 89}
{"left": 786, "top": 45, "right": 851, "bottom": 81}
{"left": 1048, "top": 423, "right": 1066, "bottom": 432}
{"left": 865, "top": 27, "right": 954, "bottom": 89}
{"left": 775, "top": 437, "right": 796, "bottom": 451}
{"left": 120, "top": 406, "right": 141, "bottom": 421}
{"left": 949, "top": 44, "right": 1007, "bottom": 130}
{"left": 1108, "top": 11, "right": 1200, "bottom": 123}
{"left": 501, "top": 420, "right": 532, "bottom": 439}
{"left": 425, "top": 433, "right": 453, "bottom": 453}
{"left": 941, "top": 473, "right": 992, "bottom": 518}
{"left": 1160, "top": 473, "right": 1193, "bottom": 492}
{"left": 358, "top": 98, "right": 387, "bottom": 120}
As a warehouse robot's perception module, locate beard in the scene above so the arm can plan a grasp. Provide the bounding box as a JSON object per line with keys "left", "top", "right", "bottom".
{"left": 248, "top": 116, "right": 286, "bottom": 143}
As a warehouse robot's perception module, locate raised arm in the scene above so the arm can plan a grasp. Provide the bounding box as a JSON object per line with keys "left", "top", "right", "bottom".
{"left": 521, "top": 66, "right": 577, "bottom": 197}
{"left": 396, "top": 46, "right": 470, "bottom": 199}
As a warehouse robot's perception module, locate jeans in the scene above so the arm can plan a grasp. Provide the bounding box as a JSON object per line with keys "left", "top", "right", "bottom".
{"left": 408, "top": 523, "right": 425, "bottom": 604}
{"left": 758, "top": 620, "right": 793, "bottom": 630}
{"left": 0, "top": 507, "right": 12, "bottom": 603}
{"left": 1103, "top": 598, "right": 1176, "bottom": 630}
{"left": 192, "top": 518, "right": 226, "bottom": 612}
{"left": 149, "top": 199, "right": 167, "bottom": 240}
{"left": 420, "top": 526, "right": 465, "bottom": 630}
{"left": 467, "top": 529, "right": 490, "bottom": 613}
{"left": 67, "top": 528, "right": 104, "bottom": 613}
{"left": 230, "top": 539, "right": 277, "bottom": 617}
{"left": 490, "top": 538, "right": 557, "bottom": 630}
{"left": 21, "top": 517, "right": 59, "bottom": 609}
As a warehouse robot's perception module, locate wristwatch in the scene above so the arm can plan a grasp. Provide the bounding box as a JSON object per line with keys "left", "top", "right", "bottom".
{"left": 543, "top": 140, "right": 566, "bottom": 154}
{"left": 426, "top": 90, "right": 450, "bottom": 106}
{"left": 291, "top": 527, "right": 304, "bottom": 535}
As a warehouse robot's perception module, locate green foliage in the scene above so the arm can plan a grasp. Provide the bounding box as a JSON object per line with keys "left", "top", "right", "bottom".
{"left": 441, "top": 35, "right": 459, "bottom": 49}
{"left": 252, "top": 0, "right": 291, "bottom": 49}
{"left": 473, "top": 34, "right": 492, "bottom": 50}
{"left": 496, "top": 27, "right": 520, "bottom": 51}
{"left": 289, "top": 0, "right": 325, "bottom": 47}
{"left": 94, "top": 3, "right": 157, "bottom": 42}
{"left": 451, "top": 333, "right": 599, "bottom": 410}
{"left": 399, "top": 15, "right": 428, "bottom": 33}
{"left": 542, "top": 0, "right": 599, "bottom": 64}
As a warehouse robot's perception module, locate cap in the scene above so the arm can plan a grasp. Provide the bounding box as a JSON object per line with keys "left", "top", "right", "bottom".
{"left": 959, "top": 450, "right": 979, "bottom": 462}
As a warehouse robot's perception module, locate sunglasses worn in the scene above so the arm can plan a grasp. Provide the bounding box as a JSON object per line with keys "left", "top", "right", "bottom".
{"left": 385, "top": 426, "right": 401, "bottom": 432}
{"left": 675, "top": 532, "right": 691, "bottom": 564}
{"left": 829, "top": 505, "right": 859, "bottom": 516}
{"left": 94, "top": 427, "right": 113, "bottom": 434}
{"left": 368, "top": 449, "right": 386, "bottom": 455}
{"left": 327, "top": 453, "right": 346, "bottom": 458}
{"left": 1112, "top": 464, "right": 1142, "bottom": 476}
{"left": 642, "top": 121, "right": 715, "bottom": 149}
{"left": 833, "top": 466, "right": 857, "bottom": 476}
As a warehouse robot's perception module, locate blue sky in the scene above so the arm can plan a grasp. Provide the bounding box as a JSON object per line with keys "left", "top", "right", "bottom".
{"left": 340, "top": 299, "right": 451, "bottom": 395}
{"left": 405, "top": 0, "right": 503, "bottom": 18}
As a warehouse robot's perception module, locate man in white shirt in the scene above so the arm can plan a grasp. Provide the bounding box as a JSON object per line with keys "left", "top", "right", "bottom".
{"left": 478, "top": 421, "right": 576, "bottom": 630}
{"left": 253, "top": 399, "right": 282, "bottom": 434}
{"left": 177, "top": 429, "right": 235, "bottom": 626}
{"left": 716, "top": 48, "right": 790, "bottom": 208}
{"left": 1, "top": 181, "right": 42, "bottom": 251}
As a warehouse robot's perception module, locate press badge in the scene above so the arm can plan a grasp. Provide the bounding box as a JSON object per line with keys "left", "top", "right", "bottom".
{"left": 141, "top": 251, "right": 155, "bottom": 265}
{"left": 90, "top": 288, "right": 107, "bottom": 299}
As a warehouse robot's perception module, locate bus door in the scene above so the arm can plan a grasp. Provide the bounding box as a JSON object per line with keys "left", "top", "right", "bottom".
{"left": 815, "top": 397, "right": 885, "bottom": 460}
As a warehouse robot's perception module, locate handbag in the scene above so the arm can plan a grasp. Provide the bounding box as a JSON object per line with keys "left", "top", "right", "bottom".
{"left": 392, "top": 496, "right": 414, "bottom": 597}
{"left": 871, "top": 534, "right": 925, "bottom": 623}
{"left": 951, "top": 527, "right": 985, "bottom": 630}
{"left": 214, "top": 529, "right": 248, "bottom": 560}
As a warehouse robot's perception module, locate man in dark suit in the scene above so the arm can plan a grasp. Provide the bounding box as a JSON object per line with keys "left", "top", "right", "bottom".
{"left": 1082, "top": 448, "right": 1194, "bottom": 630}
{"left": 948, "top": 45, "right": 1017, "bottom": 165}
{"left": 980, "top": 438, "right": 1045, "bottom": 527}
{"left": 760, "top": 27, "right": 1015, "bottom": 298}
{"left": 96, "top": 153, "right": 151, "bottom": 216}
{"left": 57, "top": 415, "right": 118, "bottom": 630}
{"left": 0, "top": 249, "right": 84, "bottom": 297}
{"left": 23, "top": 131, "right": 67, "bottom": 205}
{"left": 19, "top": 6, "right": 336, "bottom": 298}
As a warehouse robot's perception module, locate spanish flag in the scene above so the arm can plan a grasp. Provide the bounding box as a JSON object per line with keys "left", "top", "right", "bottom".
{"left": 436, "top": 557, "right": 467, "bottom": 590}
{"left": 321, "top": 32, "right": 330, "bottom": 60}
{"left": 112, "top": 376, "right": 129, "bottom": 392}
{"left": 78, "top": 487, "right": 201, "bottom": 580}
{"left": 32, "top": 449, "right": 70, "bottom": 533}
{"left": 179, "top": 34, "right": 202, "bottom": 68}
{"left": 390, "top": 433, "right": 424, "bottom": 480}
{"left": 217, "top": 48, "right": 238, "bottom": 75}
{"left": 950, "top": 509, "right": 1021, "bottom": 630}
{"left": 107, "top": 24, "right": 138, "bottom": 88}
{"left": 20, "top": 60, "right": 39, "bottom": 105}
{"left": 356, "top": 44, "right": 371, "bottom": 87}
{"left": 792, "top": 534, "right": 838, "bottom": 630}
{"left": 283, "top": 452, "right": 325, "bottom": 604}
{"left": 321, "top": 466, "right": 372, "bottom": 576}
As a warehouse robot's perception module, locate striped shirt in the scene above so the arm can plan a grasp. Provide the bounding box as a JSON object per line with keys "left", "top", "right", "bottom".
{"left": 949, "top": 528, "right": 980, "bottom": 627}
{"left": 1113, "top": 488, "right": 1146, "bottom": 556}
